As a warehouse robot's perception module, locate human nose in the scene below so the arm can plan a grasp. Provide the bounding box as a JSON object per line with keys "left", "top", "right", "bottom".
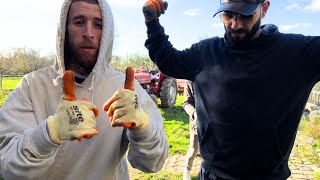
{"left": 230, "top": 16, "right": 243, "bottom": 30}
{"left": 83, "top": 24, "right": 94, "bottom": 39}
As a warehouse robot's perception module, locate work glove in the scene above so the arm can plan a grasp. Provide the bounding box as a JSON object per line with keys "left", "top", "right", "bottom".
{"left": 103, "top": 67, "right": 149, "bottom": 130}
{"left": 47, "top": 70, "right": 99, "bottom": 144}
{"left": 143, "top": 0, "right": 168, "bottom": 22}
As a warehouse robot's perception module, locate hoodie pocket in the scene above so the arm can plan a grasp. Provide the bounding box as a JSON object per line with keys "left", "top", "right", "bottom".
{"left": 200, "top": 122, "right": 284, "bottom": 175}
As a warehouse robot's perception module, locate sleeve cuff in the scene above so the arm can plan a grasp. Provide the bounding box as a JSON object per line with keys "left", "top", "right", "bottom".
{"left": 128, "top": 121, "right": 155, "bottom": 142}
{"left": 26, "top": 120, "right": 60, "bottom": 157}
{"left": 145, "top": 19, "right": 164, "bottom": 35}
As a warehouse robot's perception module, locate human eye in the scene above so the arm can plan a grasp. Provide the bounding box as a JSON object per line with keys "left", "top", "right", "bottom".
{"left": 95, "top": 21, "right": 102, "bottom": 29}
{"left": 74, "top": 19, "right": 84, "bottom": 26}
{"left": 241, "top": 14, "right": 253, "bottom": 21}
{"left": 223, "top": 12, "right": 234, "bottom": 19}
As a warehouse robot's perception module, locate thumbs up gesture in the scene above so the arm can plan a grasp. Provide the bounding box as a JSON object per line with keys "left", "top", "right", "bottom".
{"left": 103, "top": 67, "right": 149, "bottom": 130}
{"left": 47, "top": 70, "right": 99, "bottom": 144}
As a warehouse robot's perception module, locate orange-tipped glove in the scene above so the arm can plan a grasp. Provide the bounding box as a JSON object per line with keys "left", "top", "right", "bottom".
{"left": 47, "top": 70, "right": 99, "bottom": 144}
{"left": 103, "top": 67, "right": 149, "bottom": 130}
{"left": 143, "top": 0, "right": 168, "bottom": 22}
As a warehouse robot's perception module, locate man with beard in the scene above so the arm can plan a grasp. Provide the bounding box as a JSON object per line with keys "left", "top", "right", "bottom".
{"left": 142, "top": 0, "right": 320, "bottom": 179}
{"left": 0, "top": 0, "right": 168, "bottom": 179}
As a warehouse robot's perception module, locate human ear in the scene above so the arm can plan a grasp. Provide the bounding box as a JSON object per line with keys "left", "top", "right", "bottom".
{"left": 261, "top": 0, "right": 270, "bottom": 18}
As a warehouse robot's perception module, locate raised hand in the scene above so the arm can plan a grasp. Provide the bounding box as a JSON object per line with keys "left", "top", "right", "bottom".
{"left": 143, "top": 0, "right": 168, "bottom": 22}
{"left": 103, "top": 67, "right": 149, "bottom": 129}
{"left": 47, "top": 70, "right": 99, "bottom": 144}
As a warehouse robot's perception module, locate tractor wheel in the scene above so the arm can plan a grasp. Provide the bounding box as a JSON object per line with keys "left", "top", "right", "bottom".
{"left": 160, "top": 77, "right": 177, "bottom": 108}
{"left": 149, "top": 94, "right": 158, "bottom": 107}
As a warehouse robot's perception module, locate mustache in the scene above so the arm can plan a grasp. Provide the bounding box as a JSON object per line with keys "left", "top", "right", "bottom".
{"left": 229, "top": 29, "right": 246, "bottom": 33}
{"left": 79, "top": 40, "right": 97, "bottom": 49}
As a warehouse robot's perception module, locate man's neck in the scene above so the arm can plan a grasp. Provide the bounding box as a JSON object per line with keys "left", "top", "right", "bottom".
{"left": 68, "top": 60, "right": 91, "bottom": 76}
{"left": 251, "top": 29, "right": 261, "bottom": 40}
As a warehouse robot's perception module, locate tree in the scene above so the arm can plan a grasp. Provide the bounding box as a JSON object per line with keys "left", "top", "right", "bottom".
{"left": 111, "top": 54, "right": 158, "bottom": 72}
{"left": 0, "top": 48, "right": 55, "bottom": 75}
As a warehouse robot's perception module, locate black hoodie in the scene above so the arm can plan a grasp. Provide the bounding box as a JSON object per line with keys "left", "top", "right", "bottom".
{"left": 145, "top": 19, "right": 320, "bottom": 179}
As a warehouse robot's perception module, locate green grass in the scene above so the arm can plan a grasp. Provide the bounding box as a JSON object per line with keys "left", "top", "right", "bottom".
{"left": 0, "top": 77, "right": 21, "bottom": 107}
{"left": 298, "top": 115, "right": 320, "bottom": 167}
{"left": 131, "top": 170, "right": 198, "bottom": 180}
{"left": 1, "top": 77, "right": 21, "bottom": 90}
{"left": 0, "top": 90, "right": 11, "bottom": 107}
{"left": 159, "top": 96, "right": 190, "bottom": 155}
{"left": 130, "top": 96, "right": 193, "bottom": 179}
{"left": 314, "top": 172, "right": 320, "bottom": 180}
{"left": 297, "top": 115, "right": 320, "bottom": 179}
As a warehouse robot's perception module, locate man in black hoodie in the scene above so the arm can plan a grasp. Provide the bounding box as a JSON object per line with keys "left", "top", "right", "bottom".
{"left": 142, "top": 0, "right": 320, "bottom": 179}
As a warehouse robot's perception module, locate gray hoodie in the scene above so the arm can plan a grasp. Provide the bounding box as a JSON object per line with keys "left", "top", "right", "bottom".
{"left": 0, "top": 0, "right": 169, "bottom": 179}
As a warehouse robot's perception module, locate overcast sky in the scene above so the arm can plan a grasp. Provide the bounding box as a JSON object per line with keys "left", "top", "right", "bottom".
{"left": 0, "top": 0, "right": 319, "bottom": 57}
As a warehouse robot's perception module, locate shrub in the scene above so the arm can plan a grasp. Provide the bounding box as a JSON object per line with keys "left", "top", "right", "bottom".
{"left": 298, "top": 114, "right": 308, "bottom": 131}
{"left": 0, "top": 90, "right": 11, "bottom": 107}
{"left": 304, "top": 112, "right": 320, "bottom": 139}
{"left": 314, "top": 171, "right": 320, "bottom": 180}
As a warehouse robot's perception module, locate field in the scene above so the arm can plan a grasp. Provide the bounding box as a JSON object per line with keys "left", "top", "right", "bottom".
{"left": 159, "top": 97, "right": 190, "bottom": 154}
{"left": 0, "top": 77, "right": 22, "bottom": 90}
{"left": 0, "top": 77, "right": 22, "bottom": 106}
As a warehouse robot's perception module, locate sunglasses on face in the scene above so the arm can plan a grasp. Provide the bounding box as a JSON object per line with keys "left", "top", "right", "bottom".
{"left": 220, "top": 0, "right": 266, "bottom": 4}
{"left": 219, "top": 11, "right": 255, "bottom": 24}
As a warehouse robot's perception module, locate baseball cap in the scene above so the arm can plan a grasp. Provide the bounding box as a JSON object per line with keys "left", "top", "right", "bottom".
{"left": 213, "top": 0, "right": 267, "bottom": 17}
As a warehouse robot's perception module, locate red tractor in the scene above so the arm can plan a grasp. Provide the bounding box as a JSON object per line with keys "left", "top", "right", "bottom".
{"left": 134, "top": 67, "right": 177, "bottom": 108}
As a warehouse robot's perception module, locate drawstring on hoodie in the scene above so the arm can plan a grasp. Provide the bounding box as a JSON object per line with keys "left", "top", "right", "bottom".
{"left": 53, "top": 75, "right": 62, "bottom": 87}
{"left": 52, "top": 69, "right": 96, "bottom": 103}
{"left": 88, "top": 69, "right": 96, "bottom": 104}
{"left": 89, "top": 69, "right": 96, "bottom": 126}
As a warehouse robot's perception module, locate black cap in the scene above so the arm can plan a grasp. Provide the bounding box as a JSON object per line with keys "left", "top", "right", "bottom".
{"left": 213, "top": 0, "right": 266, "bottom": 17}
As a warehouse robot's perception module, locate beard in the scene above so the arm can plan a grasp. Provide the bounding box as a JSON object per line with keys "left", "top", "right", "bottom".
{"left": 225, "top": 18, "right": 261, "bottom": 46}
{"left": 64, "top": 38, "right": 98, "bottom": 71}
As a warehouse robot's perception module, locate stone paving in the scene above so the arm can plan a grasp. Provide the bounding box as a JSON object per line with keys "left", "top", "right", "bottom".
{"left": 129, "top": 132, "right": 320, "bottom": 179}
{"left": 287, "top": 151, "right": 320, "bottom": 180}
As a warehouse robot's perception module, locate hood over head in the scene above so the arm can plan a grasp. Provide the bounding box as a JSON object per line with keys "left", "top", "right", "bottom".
{"left": 54, "top": 0, "right": 114, "bottom": 84}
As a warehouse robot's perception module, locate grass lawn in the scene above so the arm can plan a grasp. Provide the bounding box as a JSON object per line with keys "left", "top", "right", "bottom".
{"left": 0, "top": 77, "right": 21, "bottom": 107}
{"left": 314, "top": 172, "right": 320, "bottom": 180}
{"left": 159, "top": 96, "right": 190, "bottom": 155}
{"left": 131, "top": 169, "right": 198, "bottom": 180}
{"left": 130, "top": 96, "right": 194, "bottom": 179}
{"left": 0, "top": 90, "right": 10, "bottom": 107}
{"left": 1, "top": 77, "right": 22, "bottom": 90}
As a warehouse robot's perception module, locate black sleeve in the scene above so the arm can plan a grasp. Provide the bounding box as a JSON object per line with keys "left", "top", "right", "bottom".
{"left": 304, "top": 36, "right": 320, "bottom": 73}
{"left": 144, "top": 19, "right": 203, "bottom": 81}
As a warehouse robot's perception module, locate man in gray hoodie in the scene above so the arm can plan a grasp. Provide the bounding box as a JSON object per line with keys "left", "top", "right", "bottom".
{"left": 0, "top": 0, "right": 169, "bottom": 179}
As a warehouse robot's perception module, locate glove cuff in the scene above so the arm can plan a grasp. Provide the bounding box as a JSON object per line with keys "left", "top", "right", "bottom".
{"left": 47, "top": 116, "right": 62, "bottom": 144}
{"left": 134, "top": 111, "right": 149, "bottom": 130}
